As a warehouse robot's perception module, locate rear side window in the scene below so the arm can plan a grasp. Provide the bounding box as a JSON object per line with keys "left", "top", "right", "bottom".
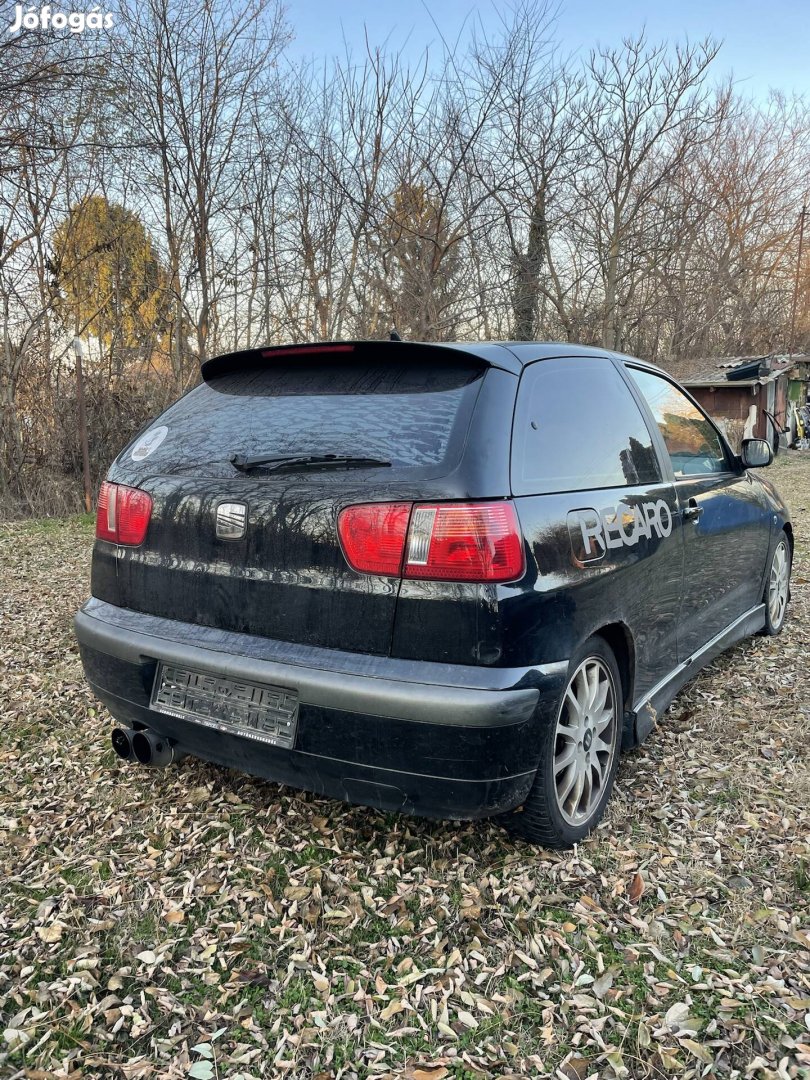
{"left": 511, "top": 357, "right": 661, "bottom": 495}
{"left": 132, "top": 357, "right": 485, "bottom": 478}
{"left": 628, "top": 368, "right": 729, "bottom": 477}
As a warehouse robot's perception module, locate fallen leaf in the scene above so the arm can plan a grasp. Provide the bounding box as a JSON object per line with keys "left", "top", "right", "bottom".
{"left": 558, "top": 1056, "right": 589, "bottom": 1080}
{"left": 380, "top": 999, "right": 405, "bottom": 1020}
{"left": 593, "top": 972, "right": 614, "bottom": 998}
{"left": 36, "top": 923, "right": 63, "bottom": 943}
{"left": 403, "top": 1067, "right": 449, "bottom": 1080}
{"left": 679, "top": 1038, "right": 714, "bottom": 1064}
{"left": 283, "top": 885, "right": 311, "bottom": 902}
{"left": 188, "top": 1063, "right": 215, "bottom": 1080}
{"left": 664, "top": 1002, "right": 691, "bottom": 1033}
{"left": 629, "top": 873, "right": 645, "bottom": 903}
{"left": 657, "top": 1049, "right": 683, "bottom": 1072}
{"left": 3, "top": 1028, "right": 31, "bottom": 1050}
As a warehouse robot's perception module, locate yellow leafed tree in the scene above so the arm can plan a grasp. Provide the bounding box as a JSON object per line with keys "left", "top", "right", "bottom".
{"left": 53, "top": 195, "right": 168, "bottom": 358}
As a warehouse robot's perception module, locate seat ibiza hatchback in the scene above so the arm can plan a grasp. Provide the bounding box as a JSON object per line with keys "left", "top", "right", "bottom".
{"left": 74, "top": 341, "right": 792, "bottom": 847}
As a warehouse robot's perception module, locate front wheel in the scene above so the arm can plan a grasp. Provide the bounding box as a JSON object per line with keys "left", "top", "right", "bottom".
{"left": 505, "top": 637, "right": 623, "bottom": 848}
{"left": 762, "top": 534, "right": 791, "bottom": 635}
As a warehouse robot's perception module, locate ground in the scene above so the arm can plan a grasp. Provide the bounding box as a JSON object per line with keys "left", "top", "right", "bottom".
{"left": 0, "top": 456, "right": 808, "bottom": 1080}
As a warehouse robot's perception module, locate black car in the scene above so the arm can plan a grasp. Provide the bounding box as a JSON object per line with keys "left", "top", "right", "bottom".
{"left": 74, "top": 341, "right": 792, "bottom": 847}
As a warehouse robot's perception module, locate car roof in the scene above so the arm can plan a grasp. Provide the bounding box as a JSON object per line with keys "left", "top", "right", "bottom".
{"left": 434, "top": 341, "right": 664, "bottom": 377}
{"left": 201, "top": 340, "right": 666, "bottom": 381}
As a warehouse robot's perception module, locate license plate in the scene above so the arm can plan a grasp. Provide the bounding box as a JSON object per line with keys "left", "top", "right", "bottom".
{"left": 150, "top": 663, "right": 299, "bottom": 749}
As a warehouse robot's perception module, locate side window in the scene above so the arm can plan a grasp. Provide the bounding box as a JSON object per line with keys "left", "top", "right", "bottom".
{"left": 511, "top": 357, "right": 662, "bottom": 496}
{"left": 628, "top": 368, "right": 728, "bottom": 477}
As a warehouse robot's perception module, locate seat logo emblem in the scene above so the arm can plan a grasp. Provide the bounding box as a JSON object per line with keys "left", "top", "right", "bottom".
{"left": 216, "top": 502, "right": 247, "bottom": 540}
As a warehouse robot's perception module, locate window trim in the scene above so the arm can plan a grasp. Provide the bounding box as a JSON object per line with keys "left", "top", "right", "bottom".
{"left": 621, "top": 363, "right": 739, "bottom": 482}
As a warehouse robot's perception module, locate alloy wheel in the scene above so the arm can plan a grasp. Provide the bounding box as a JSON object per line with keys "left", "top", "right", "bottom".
{"left": 553, "top": 657, "right": 619, "bottom": 827}
{"left": 768, "top": 539, "right": 790, "bottom": 629}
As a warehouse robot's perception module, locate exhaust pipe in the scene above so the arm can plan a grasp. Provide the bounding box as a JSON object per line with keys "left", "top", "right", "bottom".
{"left": 131, "top": 729, "right": 185, "bottom": 768}
{"left": 111, "top": 727, "right": 134, "bottom": 760}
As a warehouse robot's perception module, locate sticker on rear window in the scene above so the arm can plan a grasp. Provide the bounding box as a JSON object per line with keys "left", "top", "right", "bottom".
{"left": 131, "top": 425, "right": 168, "bottom": 461}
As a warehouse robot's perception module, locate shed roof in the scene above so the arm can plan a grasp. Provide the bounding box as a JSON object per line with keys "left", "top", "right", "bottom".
{"left": 671, "top": 354, "right": 794, "bottom": 388}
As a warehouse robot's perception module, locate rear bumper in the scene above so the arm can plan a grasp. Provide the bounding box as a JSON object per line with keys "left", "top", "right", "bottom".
{"left": 74, "top": 599, "right": 568, "bottom": 819}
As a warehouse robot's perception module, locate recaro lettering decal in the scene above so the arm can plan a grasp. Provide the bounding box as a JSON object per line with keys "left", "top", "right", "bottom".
{"left": 567, "top": 500, "right": 672, "bottom": 565}
{"left": 576, "top": 509, "right": 604, "bottom": 559}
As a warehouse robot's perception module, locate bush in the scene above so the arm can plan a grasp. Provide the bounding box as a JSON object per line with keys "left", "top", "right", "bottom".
{"left": 0, "top": 373, "right": 181, "bottom": 521}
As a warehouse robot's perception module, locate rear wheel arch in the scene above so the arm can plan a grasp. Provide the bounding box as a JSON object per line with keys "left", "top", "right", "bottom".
{"left": 591, "top": 622, "right": 637, "bottom": 749}
{"left": 592, "top": 622, "right": 634, "bottom": 714}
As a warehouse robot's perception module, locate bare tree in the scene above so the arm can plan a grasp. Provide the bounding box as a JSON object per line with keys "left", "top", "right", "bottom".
{"left": 115, "top": 0, "right": 289, "bottom": 377}
{"left": 577, "top": 35, "right": 722, "bottom": 351}
{"left": 0, "top": 31, "right": 102, "bottom": 504}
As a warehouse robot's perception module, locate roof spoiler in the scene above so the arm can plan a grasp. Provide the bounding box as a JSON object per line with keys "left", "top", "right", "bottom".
{"left": 201, "top": 342, "right": 357, "bottom": 381}
{"left": 200, "top": 340, "right": 516, "bottom": 382}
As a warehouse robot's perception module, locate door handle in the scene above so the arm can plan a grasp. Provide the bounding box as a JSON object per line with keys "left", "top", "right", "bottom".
{"left": 682, "top": 499, "right": 703, "bottom": 522}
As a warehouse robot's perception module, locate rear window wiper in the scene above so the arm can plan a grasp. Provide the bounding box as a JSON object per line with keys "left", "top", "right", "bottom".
{"left": 230, "top": 452, "right": 392, "bottom": 473}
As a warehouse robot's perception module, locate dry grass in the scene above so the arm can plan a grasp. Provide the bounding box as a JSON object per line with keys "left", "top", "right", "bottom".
{"left": 1, "top": 456, "right": 808, "bottom": 1080}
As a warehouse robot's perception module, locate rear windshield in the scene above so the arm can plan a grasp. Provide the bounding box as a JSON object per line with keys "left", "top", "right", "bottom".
{"left": 126, "top": 358, "right": 485, "bottom": 478}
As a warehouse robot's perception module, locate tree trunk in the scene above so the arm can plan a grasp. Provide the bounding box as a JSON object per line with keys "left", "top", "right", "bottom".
{"left": 512, "top": 193, "right": 546, "bottom": 341}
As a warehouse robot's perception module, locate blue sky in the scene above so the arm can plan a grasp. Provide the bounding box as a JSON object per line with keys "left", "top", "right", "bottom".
{"left": 284, "top": 0, "right": 810, "bottom": 100}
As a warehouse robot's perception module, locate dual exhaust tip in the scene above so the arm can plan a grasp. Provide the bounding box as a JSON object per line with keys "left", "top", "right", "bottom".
{"left": 111, "top": 727, "right": 184, "bottom": 767}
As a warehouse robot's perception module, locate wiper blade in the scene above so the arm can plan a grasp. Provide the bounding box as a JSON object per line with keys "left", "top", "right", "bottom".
{"left": 231, "top": 452, "right": 330, "bottom": 470}
{"left": 230, "top": 452, "right": 391, "bottom": 473}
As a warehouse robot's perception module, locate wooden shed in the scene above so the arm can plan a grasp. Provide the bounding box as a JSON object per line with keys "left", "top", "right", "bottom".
{"left": 669, "top": 355, "right": 794, "bottom": 451}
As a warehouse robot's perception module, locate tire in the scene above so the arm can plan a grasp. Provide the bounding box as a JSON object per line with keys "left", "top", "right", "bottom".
{"left": 505, "top": 636, "right": 623, "bottom": 848}
{"left": 762, "top": 533, "right": 791, "bottom": 636}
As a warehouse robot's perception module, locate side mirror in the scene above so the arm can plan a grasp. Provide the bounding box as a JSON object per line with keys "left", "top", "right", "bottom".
{"left": 740, "top": 438, "right": 773, "bottom": 468}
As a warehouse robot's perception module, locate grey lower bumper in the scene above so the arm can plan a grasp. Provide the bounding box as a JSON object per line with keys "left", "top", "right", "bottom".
{"left": 74, "top": 599, "right": 559, "bottom": 729}
{"left": 74, "top": 599, "right": 574, "bottom": 818}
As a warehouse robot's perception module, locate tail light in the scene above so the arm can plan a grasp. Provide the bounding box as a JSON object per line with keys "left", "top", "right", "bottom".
{"left": 404, "top": 503, "right": 525, "bottom": 581}
{"left": 96, "top": 481, "right": 152, "bottom": 545}
{"left": 337, "top": 501, "right": 525, "bottom": 583}
{"left": 337, "top": 503, "right": 411, "bottom": 576}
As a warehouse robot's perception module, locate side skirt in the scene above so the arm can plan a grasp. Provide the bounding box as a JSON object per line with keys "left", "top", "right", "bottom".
{"left": 628, "top": 604, "right": 767, "bottom": 745}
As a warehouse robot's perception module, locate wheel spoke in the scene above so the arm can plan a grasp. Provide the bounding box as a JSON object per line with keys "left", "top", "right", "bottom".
{"left": 554, "top": 742, "right": 577, "bottom": 774}
{"left": 569, "top": 769, "right": 585, "bottom": 815}
{"left": 592, "top": 676, "right": 609, "bottom": 717}
{"left": 563, "top": 686, "right": 582, "bottom": 726}
{"left": 595, "top": 706, "right": 614, "bottom": 734}
{"left": 585, "top": 664, "right": 600, "bottom": 710}
{"left": 574, "top": 669, "right": 589, "bottom": 712}
{"left": 580, "top": 766, "right": 593, "bottom": 812}
{"left": 557, "top": 762, "right": 579, "bottom": 806}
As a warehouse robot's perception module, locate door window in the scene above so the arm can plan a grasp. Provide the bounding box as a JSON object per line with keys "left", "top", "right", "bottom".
{"left": 511, "top": 357, "right": 661, "bottom": 495}
{"left": 628, "top": 368, "right": 728, "bottom": 477}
